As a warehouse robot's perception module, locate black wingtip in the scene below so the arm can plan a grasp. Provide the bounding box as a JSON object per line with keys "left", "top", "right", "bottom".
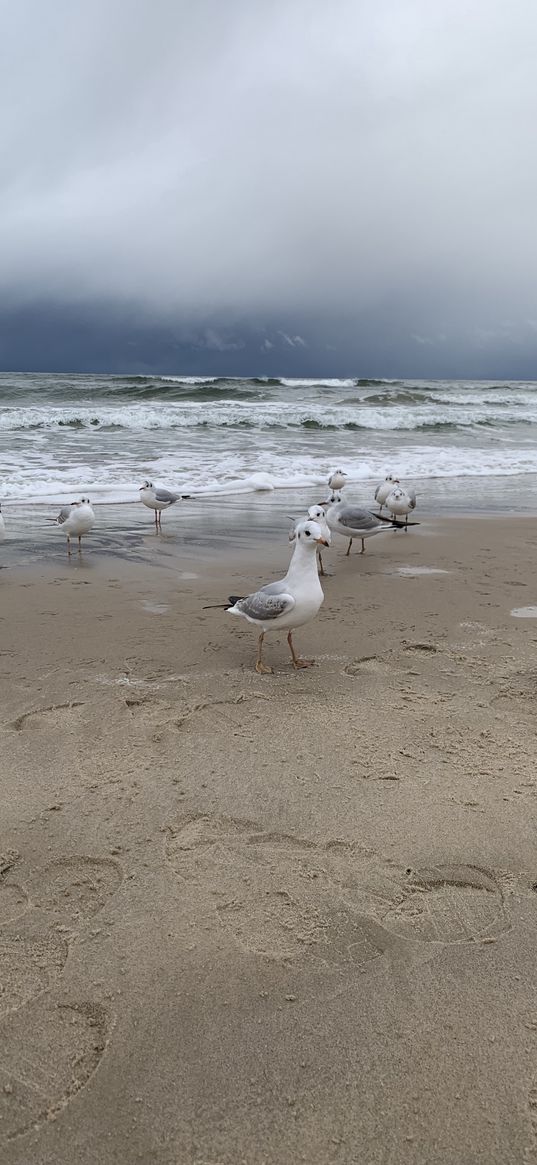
{"left": 202, "top": 594, "right": 246, "bottom": 611}
{"left": 372, "top": 513, "right": 420, "bottom": 529}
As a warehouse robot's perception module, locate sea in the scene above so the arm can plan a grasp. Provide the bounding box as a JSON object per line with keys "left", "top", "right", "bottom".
{"left": 1, "top": 373, "right": 537, "bottom": 514}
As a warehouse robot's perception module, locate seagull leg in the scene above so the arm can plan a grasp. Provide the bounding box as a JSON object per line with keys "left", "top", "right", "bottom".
{"left": 346, "top": 538, "right": 353, "bottom": 556}
{"left": 360, "top": 538, "right": 366, "bottom": 553}
{"left": 255, "top": 632, "right": 273, "bottom": 674}
{"left": 78, "top": 534, "right": 82, "bottom": 553}
{"left": 318, "top": 551, "right": 325, "bottom": 575}
{"left": 287, "top": 631, "right": 314, "bottom": 669}
{"left": 66, "top": 536, "right": 71, "bottom": 557}
{"left": 405, "top": 515, "right": 408, "bottom": 532}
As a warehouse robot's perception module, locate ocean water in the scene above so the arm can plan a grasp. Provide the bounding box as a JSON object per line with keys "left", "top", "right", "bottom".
{"left": 1, "top": 372, "right": 537, "bottom": 510}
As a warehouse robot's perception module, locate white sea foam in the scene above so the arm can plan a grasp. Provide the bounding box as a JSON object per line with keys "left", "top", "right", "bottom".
{"left": 3, "top": 399, "right": 537, "bottom": 433}
{"left": 3, "top": 373, "right": 537, "bottom": 506}
{"left": 3, "top": 445, "right": 537, "bottom": 504}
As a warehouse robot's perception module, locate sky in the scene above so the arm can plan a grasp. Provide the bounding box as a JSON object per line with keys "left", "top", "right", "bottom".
{"left": 1, "top": 0, "right": 537, "bottom": 376}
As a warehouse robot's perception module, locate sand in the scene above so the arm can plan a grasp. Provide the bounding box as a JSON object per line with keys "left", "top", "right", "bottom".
{"left": 2, "top": 514, "right": 537, "bottom": 1163}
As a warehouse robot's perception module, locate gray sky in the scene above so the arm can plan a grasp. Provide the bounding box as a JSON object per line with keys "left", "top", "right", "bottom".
{"left": 1, "top": 0, "right": 537, "bottom": 371}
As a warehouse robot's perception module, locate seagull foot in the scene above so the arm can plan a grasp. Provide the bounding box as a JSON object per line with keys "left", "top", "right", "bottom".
{"left": 255, "top": 661, "right": 273, "bottom": 675}
{"left": 292, "top": 658, "right": 315, "bottom": 669}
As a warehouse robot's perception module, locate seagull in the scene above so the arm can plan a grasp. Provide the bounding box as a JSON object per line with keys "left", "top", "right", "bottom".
{"left": 289, "top": 504, "right": 331, "bottom": 576}
{"left": 320, "top": 491, "right": 401, "bottom": 555}
{"left": 0, "top": 503, "right": 5, "bottom": 542}
{"left": 385, "top": 484, "right": 417, "bottom": 529}
{"left": 374, "top": 474, "right": 398, "bottom": 514}
{"left": 225, "top": 518, "right": 329, "bottom": 674}
{"left": 47, "top": 498, "right": 95, "bottom": 555}
{"left": 328, "top": 469, "right": 348, "bottom": 491}
{"left": 139, "top": 480, "right": 190, "bottom": 530}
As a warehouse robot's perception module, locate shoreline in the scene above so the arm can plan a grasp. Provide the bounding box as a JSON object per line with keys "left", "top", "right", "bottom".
{"left": 2, "top": 503, "right": 537, "bottom": 573}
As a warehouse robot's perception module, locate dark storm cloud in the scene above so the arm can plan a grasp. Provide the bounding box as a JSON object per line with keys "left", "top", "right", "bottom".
{"left": 1, "top": 0, "right": 537, "bottom": 370}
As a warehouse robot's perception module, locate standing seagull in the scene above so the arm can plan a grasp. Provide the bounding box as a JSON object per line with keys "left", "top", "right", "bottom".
{"left": 321, "top": 491, "right": 400, "bottom": 555}
{"left": 139, "top": 480, "right": 189, "bottom": 530}
{"left": 374, "top": 474, "right": 397, "bottom": 514}
{"left": 0, "top": 503, "right": 5, "bottom": 541}
{"left": 48, "top": 498, "right": 95, "bottom": 555}
{"left": 385, "top": 483, "right": 417, "bottom": 530}
{"left": 328, "top": 469, "right": 348, "bottom": 491}
{"left": 226, "top": 519, "right": 328, "bottom": 673}
{"left": 289, "top": 504, "right": 331, "bottom": 576}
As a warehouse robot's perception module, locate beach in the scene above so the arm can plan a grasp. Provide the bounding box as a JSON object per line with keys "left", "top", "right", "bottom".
{"left": 2, "top": 512, "right": 537, "bottom": 1163}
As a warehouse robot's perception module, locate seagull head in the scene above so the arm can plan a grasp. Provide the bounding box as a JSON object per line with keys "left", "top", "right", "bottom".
{"left": 328, "top": 469, "right": 348, "bottom": 488}
{"left": 294, "top": 519, "right": 329, "bottom": 548}
{"left": 140, "top": 480, "right": 153, "bottom": 490}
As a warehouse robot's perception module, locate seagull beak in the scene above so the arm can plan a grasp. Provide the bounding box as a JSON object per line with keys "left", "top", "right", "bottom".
{"left": 316, "top": 537, "right": 330, "bottom": 546}
{"left": 318, "top": 499, "right": 330, "bottom": 506}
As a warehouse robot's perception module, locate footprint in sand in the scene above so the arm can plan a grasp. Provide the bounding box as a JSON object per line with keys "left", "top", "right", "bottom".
{"left": 165, "top": 815, "right": 510, "bottom": 968}
{"left": 9, "top": 702, "right": 85, "bottom": 733}
{"left": 0, "top": 854, "right": 121, "bottom": 1141}
{"left": 344, "top": 654, "right": 388, "bottom": 677}
{"left": 380, "top": 865, "right": 507, "bottom": 943}
{"left": 166, "top": 815, "right": 392, "bottom": 969}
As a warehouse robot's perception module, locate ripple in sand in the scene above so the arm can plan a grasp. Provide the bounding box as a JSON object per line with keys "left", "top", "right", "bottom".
{"left": 511, "top": 606, "right": 537, "bottom": 618}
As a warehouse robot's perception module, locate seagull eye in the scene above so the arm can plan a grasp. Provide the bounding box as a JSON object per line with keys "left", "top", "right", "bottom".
{"left": 305, "top": 529, "right": 311, "bottom": 537}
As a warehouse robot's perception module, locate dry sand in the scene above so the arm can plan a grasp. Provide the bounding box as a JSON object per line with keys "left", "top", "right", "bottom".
{"left": 2, "top": 515, "right": 537, "bottom": 1163}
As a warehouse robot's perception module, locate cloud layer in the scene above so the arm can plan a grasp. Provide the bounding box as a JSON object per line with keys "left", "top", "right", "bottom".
{"left": 1, "top": 0, "right": 537, "bottom": 370}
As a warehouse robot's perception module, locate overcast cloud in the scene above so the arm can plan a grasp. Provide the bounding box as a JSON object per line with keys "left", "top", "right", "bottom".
{"left": 1, "top": 0, "right": 537, "bottom": 370}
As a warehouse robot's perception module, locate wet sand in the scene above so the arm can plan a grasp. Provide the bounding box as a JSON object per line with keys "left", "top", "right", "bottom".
{"left": 2, "top": 515, "right": 537, "bottom": 1163}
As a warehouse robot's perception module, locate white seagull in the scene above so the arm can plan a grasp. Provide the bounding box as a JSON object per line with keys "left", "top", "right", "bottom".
{"left": 226, "top": 518, "right": 328, "bottom": 674}
{"left": 374, "top": 474, "right": 397, "bottom": 514}
{"left": 328, "top": 468, "right": 349, "bottom": 491}
{"left": 321, "top": 491, "right": 400, "bottom": 555}
{"left": 0, "top": 503, "right": 5, "bottom": 541}
{"left": 139, "top": 480, "right": 190, "bottom": 530}
{"left": 48, "top": 498, "right": 95, "bottom": 555}
{"left": 385, "top": 484, "right": 417, "bottom": 529}
{"left": 289, "top": 504, "right": 331, "bottom": 576}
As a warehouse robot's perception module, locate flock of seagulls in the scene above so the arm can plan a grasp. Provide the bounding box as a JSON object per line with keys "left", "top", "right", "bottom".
{"left": 374, "top": 473, "right": 417, "bottom": 526}
{"left": 225, "top": 468, "right": 419, "bottom": 672}
{"left": 2, "top": 467, "right": 418, "bottom": 673}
